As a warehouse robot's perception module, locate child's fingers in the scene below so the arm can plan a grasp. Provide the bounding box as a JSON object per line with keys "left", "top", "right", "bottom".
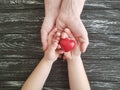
{"left": 56, "top": 36, "right": 60, "bottom": 41}
{"left": 54, "top": 31, "right": 61, "bottom": 41}
{"left": 56, "top": 31, "right": 61, "bottom": 37}
{"left": 53, "top": 31, "right": 61, "bottom": 38}
{"left": 51, "top": 31, "right": 61, "bottom": 46}
{"left": 50, "top": 40, "right": 58, "bottom": 50}
{"left": 48, "top": 28, "right": 57, "bottom": 39}
{"left": 57, "top": 45, "right": 61, "bottom": 49}
{"left": 61, "top": 31, "right": 69, "bottom": 39}
{"left": 64, "top": 28, "right": 75, "bottom": 40}
{"left": 52, "top": 36, "right": 60, "bottom": 46}
{"left": 48, "top": 28, "right": 58, "bottom": 45}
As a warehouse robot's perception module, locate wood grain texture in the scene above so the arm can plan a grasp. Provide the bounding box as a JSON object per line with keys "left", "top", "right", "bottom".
{"left": 0, "top": 0, "right": 120, "bottom": 90}
{"left": 0, "top": 0, "right": 120, "bottom": 10}
{"left": 0, "top": 59, "right": 120, "bottom": 90}
{"left": 0, "top": 10, "right": 119, "bottom": 34}
{"left": 0, "top": 34, "right": 119, "bottom": 59}
{"left": 85, "top": 0, "right": 120, "bottom": 10}
{"left": 0, "top": 59, "right": 120, "bottom": 81}
{"left": 0, "top": 81, "right": 120, "bottom": 90}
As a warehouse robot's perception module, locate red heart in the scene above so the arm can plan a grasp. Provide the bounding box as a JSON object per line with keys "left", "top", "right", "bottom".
{"left": 59, "top": 38, "right": 76, "bottom": 52}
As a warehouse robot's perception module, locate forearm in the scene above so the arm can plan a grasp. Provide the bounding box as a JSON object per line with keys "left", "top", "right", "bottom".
{"left": 60, "top": 0, "right": 85, "bottom": 17}
{"left": 22, "top": 58, "right": 54, "bottom": 90}
{"left": 44, "top": 0, "right": 62, "bottom": 17}
{"left": 67, "top": 58, "right": 90, "bottom": 90}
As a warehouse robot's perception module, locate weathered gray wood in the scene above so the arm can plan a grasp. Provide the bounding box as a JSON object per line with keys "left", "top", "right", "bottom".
{"left": 90, "top": 81, "right": 120, "bottom": 90}
{"left": 0, "top": 10, "right": 120, "bottom": 34}
{"left": 82, "top": 10, "right": 120, "bottom": 34}
{"left": 0, "top": 34, "right": 42, "bottom": 59}
{"left": 0, "top": 59, "right": 120, "bottom": 81}
{"left": 0, "top": 0, "right": 44, "bottom": 10}
{"left": 0, "top": 59, "right": 120, "bottom": 90}
{"left": 0, "top": 34, "right": 120, "bottom": 59}
{"left": 85, "top": 0, "right": 120, "bottom": 10}
{"left": 0, "top": 9, "right": 44, "bottom": 24}
{"left": 0, "top": 81, "right": 120, "bottom": 90}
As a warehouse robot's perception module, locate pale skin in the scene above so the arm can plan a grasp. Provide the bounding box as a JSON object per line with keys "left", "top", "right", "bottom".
{"left": 22, "top": 28, "right": 62, "bottom": 90}
{"left": 22, "top": 28, "right": 90, "bottom": 90}
{"left": 41, "top": 0, "right": 89, "bottom": 52}
{"left": 61, "top": 29, "right": 90, "bottom": 90}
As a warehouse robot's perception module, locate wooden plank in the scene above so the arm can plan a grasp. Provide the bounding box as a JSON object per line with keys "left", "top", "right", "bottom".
{"left": 82, "top": 10, "right": 120, "bottom": 34}
{"left": 0, "top": 33, "right": 119, "bottom": 59}
{"left": 0, "top": 34, "right": 42, "bottom": 59}
{"left": 0, "top": 58, "right": 120, "bottom": 90}
{"left": 0, "top": 9, "right": 44, "bottom": 24}
{"left": 0, "top": 10, "right": 120, "bottom": 34}
{"left": 90, "top": 81, "right": 120, "bottom": 90}
{"left": 0, "top": 59, "right": 120, "bottom": 82}
{"left": 0, "top": 81, "right": 120, "bottom": 90}
{"left": 0, "top": 81, "right": 23, "bottom": 90}
{"left": 0, "top": 0, "right": 44, "bottom": 10}
{"left": 0, "top": 0, "right": 120, "bottom": 10}
{"left": 85, "top": 0, "right": 120, "bottom": 10}
{"left": 0, "top": 59, "right": 120, "bottom": 90}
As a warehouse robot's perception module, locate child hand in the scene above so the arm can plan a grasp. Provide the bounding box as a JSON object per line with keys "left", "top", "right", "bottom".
{"left": 43, "top": 28, "right": 63, "bottom": 63}
{"left": 61, "top": 28, "right": 81, "bottom": 61}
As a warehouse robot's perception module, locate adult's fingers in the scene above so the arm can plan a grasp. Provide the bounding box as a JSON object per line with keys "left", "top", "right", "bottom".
{"left": 78, "top": 36, "right": 89, "bottom": 52}
{"left": 56, "top": 16, "right": 66, "bottom": 31}
{"left": 68, "top": 19, "right": 89, "bottom": 52}
{"left": 48, "top": 28, "right": 58, "bottom": 45}
{"left": 41, "top": 30, "right": 48, "bottom": 51}
{"left": 41, "top": 18, "right": 54, "bottom": 51}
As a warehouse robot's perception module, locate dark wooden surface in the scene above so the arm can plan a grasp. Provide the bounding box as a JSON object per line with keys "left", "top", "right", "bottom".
{"left": 0, "top": 0, "right": 120, "bottom": 90}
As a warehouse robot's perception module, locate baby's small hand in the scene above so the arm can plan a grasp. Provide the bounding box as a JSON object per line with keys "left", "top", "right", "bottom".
{"left": 43, "top": 28, "right": 63, "bottom": 63}
{"left": 61, "top": 28, "right": 81, "bottom": 61}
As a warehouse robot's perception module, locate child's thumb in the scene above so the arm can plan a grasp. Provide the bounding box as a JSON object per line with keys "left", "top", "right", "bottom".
{"left": 50, "top": 41, "right": 58, "bottom": 50}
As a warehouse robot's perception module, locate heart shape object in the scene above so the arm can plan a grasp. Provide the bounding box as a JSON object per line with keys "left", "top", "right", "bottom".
{"left": 59, "top": 38, "right": 76, "bottom": 52}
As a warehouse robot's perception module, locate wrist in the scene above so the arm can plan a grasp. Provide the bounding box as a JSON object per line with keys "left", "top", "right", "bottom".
{"left": 42, "top": 57, "right": 54, "bottom": 65}
{"left": 44, "top": 0, "right": 61, "bottom": 18}
{"left": 45, "top": 11, "right": 58, "bottom": 19}
{"left": 60, "top": 0, "right": 85, "bottom": 17}
{"left": 44, "top": 14, "right": 56, "bottom": 22}
{"left": 67, "top": 56, "right": 82, "bottom": 63}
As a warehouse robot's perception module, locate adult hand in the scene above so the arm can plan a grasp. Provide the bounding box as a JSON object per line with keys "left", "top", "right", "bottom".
{"left": 41, "top": 0, "right": 61, "bottom": 50}
{"left": 44, "top": 28, "right": 60, "bottom": 62}
{"left": 56, "top": 0, "right": 89, "bottom": 52}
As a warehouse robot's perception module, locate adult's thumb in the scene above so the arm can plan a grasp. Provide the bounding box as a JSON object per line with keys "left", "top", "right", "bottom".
{"left": 68, "top": 19, "right": 89, "bottom": 52}
{"left": 41, "top": 18, "right": 54, "bottom": 51}
{"left": 50, "top": 41, "right": 58, "bottom": 50}
{"left": 41, "top": 29, "right": 48, "bottom": 51}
